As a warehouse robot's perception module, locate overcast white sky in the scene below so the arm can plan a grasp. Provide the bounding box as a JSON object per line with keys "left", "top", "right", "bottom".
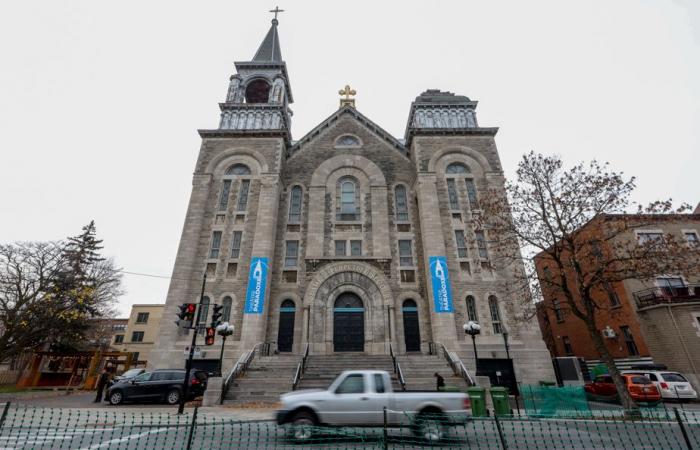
{"left": 1, "top": 1, "right": 698, "bottom": 317}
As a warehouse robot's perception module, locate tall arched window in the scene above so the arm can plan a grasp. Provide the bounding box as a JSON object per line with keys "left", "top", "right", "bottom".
{"left": 220, "top": 164, "right": 251, "bottom": 212}
{"left": 488, "top": 295, "right": 502, "bottom": 334}
{"left": 337, "top": 177, "right": 359, "bottom": 221}
{"left": 198, "top": 296, "right": 210, "bottom": 334}
{"left": 288, "top": 186, "right": 302, "bottom": 223}
{"left": 466, "top": 295, "right": 478, "bottom": 322}
{"left": 222, "top": 296, "right": 233, "bottom": 323}
{"left": 394, "top": 185, "right": 409, "bottom": 222}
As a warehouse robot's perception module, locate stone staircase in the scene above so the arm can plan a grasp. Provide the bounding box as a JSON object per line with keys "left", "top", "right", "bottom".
{"left": 223, "top": 354, "right": 299, "bottom": 405}
{"left": 398, "top": 353, "right": 472, "bottom": 391}
{"left": 296, "top": 354, "right": 403, "bottom": 391}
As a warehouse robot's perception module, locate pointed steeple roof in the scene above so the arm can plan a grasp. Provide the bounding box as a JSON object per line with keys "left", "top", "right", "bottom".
{"left": 252, "top": 19, "right": 282, "bottom": 62}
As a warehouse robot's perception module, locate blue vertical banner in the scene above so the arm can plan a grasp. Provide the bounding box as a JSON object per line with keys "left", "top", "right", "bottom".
{"left": 429, "top": 256, "right": 454, "bottom": 313}
{"left": 244, "top": 257, "right": 269, "bottom": 314}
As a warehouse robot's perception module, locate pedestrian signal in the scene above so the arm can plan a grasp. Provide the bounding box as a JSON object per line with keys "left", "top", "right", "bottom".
{"left": 204, "top": 327, "right": 216, "bottom": 345}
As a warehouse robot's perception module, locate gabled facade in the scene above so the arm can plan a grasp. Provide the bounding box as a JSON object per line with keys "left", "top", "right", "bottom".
{"left": 150, "top": 17, "right": 554, "bottom": 385}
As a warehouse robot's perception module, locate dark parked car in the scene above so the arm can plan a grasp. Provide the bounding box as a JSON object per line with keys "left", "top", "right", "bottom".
{"left": 107, "top": 369, "right": 208, "bottom": 405}
{"left": 108, "top": 368, "right": 146, "bottom": 388}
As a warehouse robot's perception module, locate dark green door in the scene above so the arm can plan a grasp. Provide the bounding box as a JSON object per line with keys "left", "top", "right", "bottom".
{"left": 333, "top": 293, "right": 364, "bottom": 352}
{"left": 402, "top": 300, "right": 421, "bottom": 352}
{"left": 277, "top": 300, "right": 295, "bottom": 353}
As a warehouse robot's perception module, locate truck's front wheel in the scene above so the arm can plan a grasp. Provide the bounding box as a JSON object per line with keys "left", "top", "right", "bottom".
{"left": 289, "top": 411, "right": 317, "bottom": 442}
{"left": 412, "top": 411, "right": 447, "bottom": 443}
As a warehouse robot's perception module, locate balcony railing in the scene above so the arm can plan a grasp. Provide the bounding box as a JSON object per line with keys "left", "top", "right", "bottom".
{"left": 633, "top": 284, "right": 700, "bottom": 309}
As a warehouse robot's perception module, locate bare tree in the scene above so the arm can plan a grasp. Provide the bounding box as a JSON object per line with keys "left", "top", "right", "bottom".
{"left": 0, "top": 242, "right": 63, "bottom": 362}
{"left": 0, "top": 222, "right": 123, "bottom": 362}
{"left": 481, "top": 151, "right": 699, "bottom": 412}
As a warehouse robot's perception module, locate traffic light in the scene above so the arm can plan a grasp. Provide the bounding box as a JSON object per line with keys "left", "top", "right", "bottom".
{"left": 176, "top": 303, "right": 196, "bottom": 328}
{"left": 211, "top": 304, "right": 224, "bottom": 328}
{"left": 204, "top": 327, "right": 216, "bottom": 345}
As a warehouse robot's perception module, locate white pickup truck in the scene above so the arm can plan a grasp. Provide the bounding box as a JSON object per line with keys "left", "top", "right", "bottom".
{"left": 276, "top": 370, "right": 470, "bottom": 442}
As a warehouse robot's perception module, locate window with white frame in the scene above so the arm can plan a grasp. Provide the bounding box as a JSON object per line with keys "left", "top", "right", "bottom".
{"left": 466, "top": 295, "right": 478, "bottom": 322}
{"left": 222, "top": 296, "right": 232, "bottom": 322}
{"left": 288, "top": 186, "right": 302, "bottom": 223}
{"left": 394, "top": 185, "right": 409, "bottom": 222}
{"left": 230, "top": 231, "right": 242, "bottom": 259}
{"left": 489, "top": 295, "right": 503, "bottom": 334}
{"left": 285, "top": 240, "right": 299, "bottom": 267}
{"left": 337, "top": 177, "right": 359, "bottom": 221}
{"left": 209, "top": 231, "right": 222, "bottom": 258}
{"left": 637, "top": 231, "right": 663, "bottom": 245}
{"left": 454, "top": 230, "right": 468, "bottom": 258}
{"left": 684, "top": 231, "right": 699, "bottom": 246}
{"left": 399, "top": 240, "right": 413, "bottom": 267}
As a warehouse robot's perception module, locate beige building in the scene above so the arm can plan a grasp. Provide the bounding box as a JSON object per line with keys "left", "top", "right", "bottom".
{"left": 113, "top": 304, "right": 164, "bottom": 365}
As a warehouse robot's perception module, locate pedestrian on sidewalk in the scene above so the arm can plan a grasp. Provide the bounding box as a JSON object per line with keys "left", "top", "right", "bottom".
{"left": 434, "top": 372, "right": 445, "bottom": 391}
{"left": 94, "top": 367, "right": 111, "bottom": 403}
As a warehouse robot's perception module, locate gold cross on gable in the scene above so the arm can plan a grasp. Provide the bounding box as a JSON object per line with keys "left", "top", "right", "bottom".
{"left": 338, "top": 85, "right": 357, "bottom": 108}
{"left": 339, "top": 85, "right": 356, "bottom": 100}
{"left": 269, "top": 6, "right": 284, "bottom": 20}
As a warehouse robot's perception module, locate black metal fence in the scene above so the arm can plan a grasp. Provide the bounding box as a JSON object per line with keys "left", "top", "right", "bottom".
{"left": 0, "top": 402, "right": 698, "bottom": 449}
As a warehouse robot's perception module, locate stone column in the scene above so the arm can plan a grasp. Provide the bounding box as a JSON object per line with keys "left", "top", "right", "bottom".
{"left": 415, "top": 173, "right": 458, "bottom": 346}
{"left": 149, "top": 174, "right": 212, "bottom": 370}
{"left": 370, "top": 185, "right": 391, "bottom": 258}
{"left": 240, "top": 175, "right": 280, "bottom": 349}
{"left": 306, "top": 186, "right": 325, "bottom": 258}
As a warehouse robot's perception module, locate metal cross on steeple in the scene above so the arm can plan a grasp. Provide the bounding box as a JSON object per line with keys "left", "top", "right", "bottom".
{"left": 269, "top": 6, "right": 284, "bottom": 21}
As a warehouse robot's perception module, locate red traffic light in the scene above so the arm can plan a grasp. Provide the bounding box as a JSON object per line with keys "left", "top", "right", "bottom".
{"left": 204, "top": 327, "right": 216, "bottom": 345}
{"left": 186, "top": 304, "right": 196, "bottom": 313}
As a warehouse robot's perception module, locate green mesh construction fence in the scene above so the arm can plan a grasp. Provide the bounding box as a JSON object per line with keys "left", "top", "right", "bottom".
{"left": 1, "top": 402, "right": 698, "bottom": 449}
{"left": 521, "top": 385, "right": 591, "bottom": 417}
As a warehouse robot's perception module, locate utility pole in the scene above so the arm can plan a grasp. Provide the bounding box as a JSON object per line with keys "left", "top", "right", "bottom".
{"left": 179, "top": 273, "right": 206, "bottom": 414}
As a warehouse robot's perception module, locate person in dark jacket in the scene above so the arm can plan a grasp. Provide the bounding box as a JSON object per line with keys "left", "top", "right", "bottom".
{"left": 94, "top": 368, "right": 111, "bottom": 403}
{"left": 434, "top": 372, "right": 445, "bottom": 391}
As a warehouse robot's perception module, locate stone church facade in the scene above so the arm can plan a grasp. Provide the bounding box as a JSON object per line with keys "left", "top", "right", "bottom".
{"left": 150, "top": 17, "right": 554, "bottom": 385}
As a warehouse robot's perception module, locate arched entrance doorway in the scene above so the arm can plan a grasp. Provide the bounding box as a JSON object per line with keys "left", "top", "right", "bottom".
{"left": 277, "top": 300, "right": 296, "bottom": 352}
{"left": 402, "top": 299, "right": 421, "bottom": 352}
{"left": 333, "top": 293, "right": 364, "bottom": 352}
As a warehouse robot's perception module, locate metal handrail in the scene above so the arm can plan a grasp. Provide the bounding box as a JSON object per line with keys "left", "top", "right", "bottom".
{"left": 292, "top": 343, "right": 310, "bottom": 390}
{"left": 396, "top": 361, "right": 406, "bottom": 391}
{"left": 434, "top": 342, "right": 475, "bottom": 387}
{"left": 219, "top": 342, "right": 262, "bottom": 405}
{"left": 389, "top": 343, "right": 406, "bottom": 391}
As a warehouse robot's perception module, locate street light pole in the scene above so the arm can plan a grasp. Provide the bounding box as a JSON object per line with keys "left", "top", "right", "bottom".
{"left": 216, "top": 322, "right": 235, "bottom": 377}
{"left": 463, "top": 321, "right": 482, "bottom": 376}
{"left": 502, "top": 330, "right": 511, "bottom": 360}
{"left": 179, "top": 273, "right": 206, "bottom": 414}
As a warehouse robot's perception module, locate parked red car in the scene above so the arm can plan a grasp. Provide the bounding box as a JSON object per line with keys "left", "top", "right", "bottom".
{"left": 585, "top": 374, "right": 661, "bottom": 405}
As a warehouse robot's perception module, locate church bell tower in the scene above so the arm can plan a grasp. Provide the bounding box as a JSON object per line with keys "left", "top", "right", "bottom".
{"left": 218, "top": 14, "right": 293, "bottom": 142}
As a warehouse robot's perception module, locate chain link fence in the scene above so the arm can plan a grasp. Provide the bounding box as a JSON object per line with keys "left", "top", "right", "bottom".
{"left": 1, "top": 402, "right": 698, "bottom": 449}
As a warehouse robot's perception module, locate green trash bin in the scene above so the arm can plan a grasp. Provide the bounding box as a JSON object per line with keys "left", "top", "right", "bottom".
{"left": 466, "top": 386, "right": 487, "bottom": 417}
{"left": 490, "top": 387, "right": 511, "bottom": 416}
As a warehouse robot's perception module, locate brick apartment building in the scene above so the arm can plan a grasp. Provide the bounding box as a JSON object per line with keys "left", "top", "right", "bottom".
{"left": 535, "top": 213, "right": 700, "bottom": 385}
